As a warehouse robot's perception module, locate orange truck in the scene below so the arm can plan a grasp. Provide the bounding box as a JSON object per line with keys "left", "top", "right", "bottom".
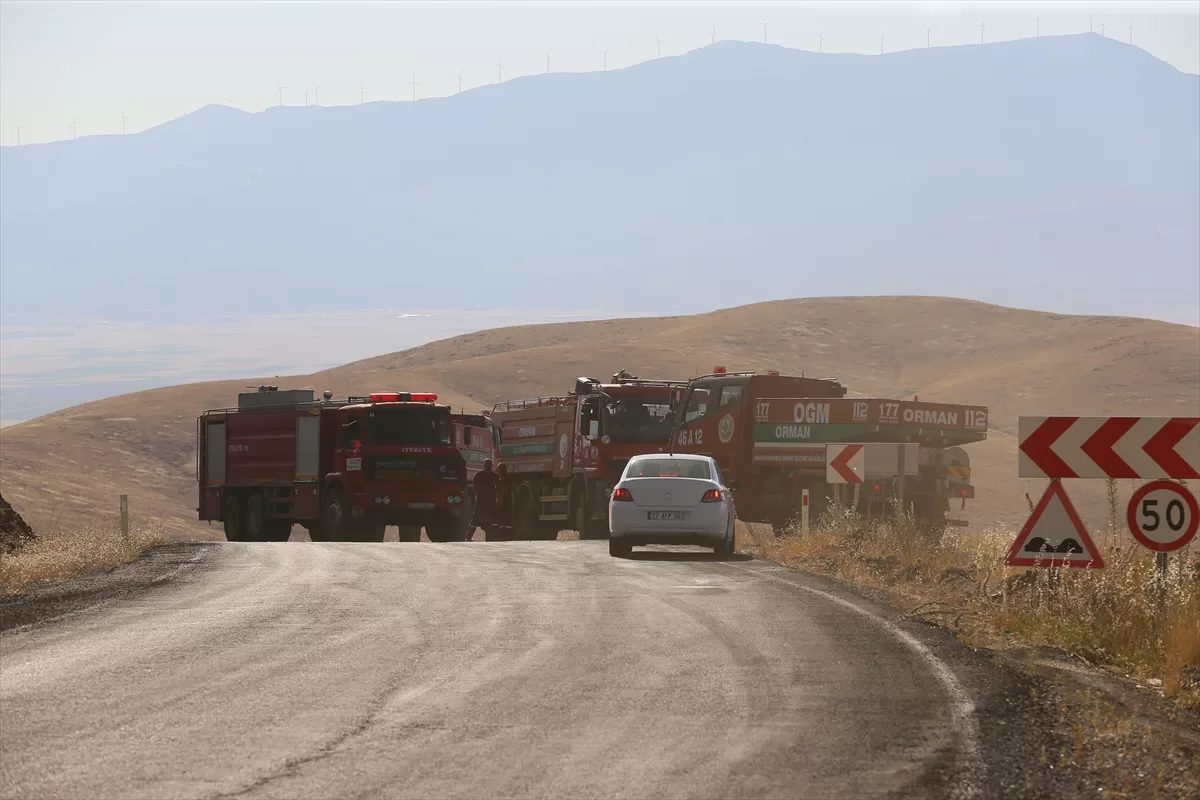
{"left": 667, "top": 368, "right": 987, "bottom": 528}
{"left": 487, "top": 370, "right": 688, "bottom": 540}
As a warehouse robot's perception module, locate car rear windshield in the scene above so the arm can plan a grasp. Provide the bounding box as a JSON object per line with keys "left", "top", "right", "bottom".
{"left": 367, "top": 406, "right": 451, "bottom": 446}
{"left": 626, "top": 458, "right": 711, "bottom": 480}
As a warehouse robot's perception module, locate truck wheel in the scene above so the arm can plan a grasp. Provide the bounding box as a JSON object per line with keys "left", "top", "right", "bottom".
{"left": 352, "top": 523, "right": 386, "bottom": 543}
{"left": 264, "top": 520, "right": 293, "bottom": 542}
{"left": 244, "top": 493, "right": 266, "bottom": 542}
{"left": 306, "top": 521, "right": 331, "bottom": 542}
{"left": 510, "top": 488, "right": 537, "bottom": 541}
{"left": 322, "top": 488, "right": 349, "bottom": 541}
{"left": 576, "top": 505, "right": 609, "bottom": 540}
{"left": 609, "top": 539, "right": 632, "bottom": 558}
{"left": 426, "top": 514, "right": 465, "bottom": 543}
{"left": 396, "top": 525, "right": 422, "bottom": 543}
{"left": 223, "top": 494, "right": 243, "bottom": 542}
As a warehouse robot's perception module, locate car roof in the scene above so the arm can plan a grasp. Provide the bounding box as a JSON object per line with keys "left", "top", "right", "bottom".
{"left": 627, "top": 453, "right": 712, "bottom": 462}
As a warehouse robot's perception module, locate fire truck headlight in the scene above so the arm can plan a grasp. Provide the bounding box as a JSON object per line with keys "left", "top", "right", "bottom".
{"left": 384, "top": 495, "right": 391, "bottom": 505}
{"left": 374, "top": 496, "right": 382, "bottom": 505}
{"left": 448, "top": 495, "right": 461, "bottom": 504}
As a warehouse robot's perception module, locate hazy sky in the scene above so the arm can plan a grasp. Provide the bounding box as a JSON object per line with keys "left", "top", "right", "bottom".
{"left": 1, "top": 0, "right": 1197, "bottom": 146}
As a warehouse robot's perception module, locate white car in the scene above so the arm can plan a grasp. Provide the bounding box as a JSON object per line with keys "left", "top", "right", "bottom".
{"left": 607, "top": 453, "right": 737, "bottom": 558}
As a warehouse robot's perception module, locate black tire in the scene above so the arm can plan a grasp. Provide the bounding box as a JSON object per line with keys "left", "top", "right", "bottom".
{"left": 223, "top": 494, "right": 243, "bottom": 542}
{"left": 396, "top": 525, "right": 422, "bottom": 543}
{"left": 609, "top": 538, "right": 632, "bottom": 558}
{"left": 426, "top": 517, "right": 461, "bottom": 543}
{"left": 714, "top": 525, "right": 734, "bottom": 559}
{"left": 306, "top": 521, "right": 331, "bottom": 542}
{"left": 244, "top": 493, "right": 266, "bottom": 542}
{"left": 264, "top": 519, "right": 293, "bottom": 542}
{"left": 322, "top": 488, "right": 350, "bottom": 542}
{"left": 509, "top": 487, "right": 537, "bottom": 541}
{"left": 352, "top": 523, "right": 386, "bottom": 543}
{"left": 576, "top": 502, "right": 610, "bottom": 540}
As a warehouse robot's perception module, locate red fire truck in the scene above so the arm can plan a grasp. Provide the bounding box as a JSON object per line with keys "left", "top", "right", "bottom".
{"left": 197, "top": 386, "right": 490, "bottom": 542}
{"left": 488, "top": 370, "right": 688, "bottom": 540}
{"left": 668, "top": 368, "right": 988, "bottom": 528}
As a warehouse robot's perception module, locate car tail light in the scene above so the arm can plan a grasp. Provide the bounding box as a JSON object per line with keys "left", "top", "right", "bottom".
{"left": 872, "top": 483, "right": 883, "bottom": 493}
{"left": 612, "top": 487, "right": 633, "bottom": 502}
{"left": 701, "top": 489, "right": 722, "bottom": 503}
{"left": 959, "top": 488, "right": 969, "bottom": 497}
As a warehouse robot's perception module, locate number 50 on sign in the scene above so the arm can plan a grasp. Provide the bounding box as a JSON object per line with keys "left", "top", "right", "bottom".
{"left": 1127, "top": 481, "right": 1199, "bottom": 553}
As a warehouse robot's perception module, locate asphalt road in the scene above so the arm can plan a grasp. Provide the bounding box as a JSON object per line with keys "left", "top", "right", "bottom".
{"left": 0, "top": 542, "right": 1047, "bottom": 800}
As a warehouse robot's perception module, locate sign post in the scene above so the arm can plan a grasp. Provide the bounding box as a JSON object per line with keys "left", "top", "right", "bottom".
{"left": 801, "top": 489, "right": 810, "bottom": 534}
{"left": 119, "top": 494, "right": 129, "bottom": 543}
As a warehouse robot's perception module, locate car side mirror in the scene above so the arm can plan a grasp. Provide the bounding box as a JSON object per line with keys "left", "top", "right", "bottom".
{"left": 728, "top": 481, "right": 741, "bottom": 490}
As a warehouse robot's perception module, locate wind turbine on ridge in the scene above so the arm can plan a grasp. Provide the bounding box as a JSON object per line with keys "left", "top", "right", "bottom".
{"left": 921, "top": 24, "right": 932, "bottom": 47}
{"left": 878, "top": 32, "right": 886, "bottom": 55}
{"left": 542, "top": 49, "right": 552, "bottom": 74}
{"left": 601, "top": 50, "right": 608, "bottom": 71}
{"left": 708, "top": 24, "right": 716, "bottom": 45}
{"left": 1035, "top": 12, "right": 1043, "bottom": 37}
{"left": 310, "top": 83, "right": 320, "bottom": 106}
{"left": 358, "top": 80, "right": 367, "bottom": 104}
{"left": 1126, "top": 20, "right": 1134, "bottom": 44}
{"left": 121, "top": 112, "right": 131, "bottom": 135}
{"left": 452, "top": 71, "right": 465, "bottom": 93}
{"left": 494, "top": 60, "right": 506, "bottom": 84}
{"left": 14, "top": 124, "right": 29, "bottom": 146}
{"left": 816, "top": 31, "right": 824, "bottom": 53}
{"left": 276, "top": 82, "right": 287, "bottom": 106}
{"left": 655, "top": 36, "right": 666, "bottom": 58}
{"left": 409, "top": 73, "right": 422, "bottom": 101}
{"left": 224, "top": 96, "right": 237, "bottom": 107}
{"left": 978, "top": 21, "right": 986, "bottom": 44}
{"left": 761, "top": 20, "right": 770, "bottom": 43}
{"left": 68, "top": 118, "right": 80, "bottom": 139}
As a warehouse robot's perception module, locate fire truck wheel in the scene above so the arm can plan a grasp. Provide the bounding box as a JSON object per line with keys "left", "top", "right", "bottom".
{"left": 322, "top": 488, "right": 350, "bottom": 541}
{"left": 244, "top": 493, "right": 267, "bottom": 542}
{"left": 306, "top": 522, "right": 331, "bottom": 543}
{"left": 263, "top": 520, "right": 293, "bottom": 542}
{"left": 509, "top": 488, "right": 537, "bottom": 541}
{"left": 396, "top": 525, "right": 422, "bottom": 543}
{"left": 576, "top": 505, "right": 609, "bottom": 540}
{"left": 222, "top": 494, "right": 244, "bottom": 542}
{"left": 351, "top": 523, "right": 386, "bottom": 543}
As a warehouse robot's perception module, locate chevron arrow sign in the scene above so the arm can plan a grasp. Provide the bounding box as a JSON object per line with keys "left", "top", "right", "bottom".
{"left": 1018, "top": 417, "right": 1200, "bottom": 479}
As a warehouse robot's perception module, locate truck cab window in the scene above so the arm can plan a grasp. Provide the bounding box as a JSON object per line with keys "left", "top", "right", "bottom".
{"left": 340, "top": 418, "right": 361, "bottom": 448}
{"left": 719, "top": 385, "right": 745, "bottom": 408}
{"left": 684, "top": 388, "right": 711, "bottom": 422}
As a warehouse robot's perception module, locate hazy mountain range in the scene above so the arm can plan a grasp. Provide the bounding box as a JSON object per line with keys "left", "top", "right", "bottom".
{"left": 1, "top": 34, "right": 1197, "bottom": 323}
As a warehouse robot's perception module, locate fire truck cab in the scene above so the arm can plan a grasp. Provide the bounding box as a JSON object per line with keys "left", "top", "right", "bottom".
{"left": 197, "top": 387, "right": 486, "bottom": 542}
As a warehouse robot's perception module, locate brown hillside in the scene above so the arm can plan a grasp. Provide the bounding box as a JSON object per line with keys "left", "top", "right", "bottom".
{"left": 2, "top": 297, "right": 1197, "bottom": 539}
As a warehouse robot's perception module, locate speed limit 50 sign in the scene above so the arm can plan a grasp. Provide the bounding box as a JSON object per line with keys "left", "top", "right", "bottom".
{"left": 1126, "top": 481, "right": 1199, "bottom": 552}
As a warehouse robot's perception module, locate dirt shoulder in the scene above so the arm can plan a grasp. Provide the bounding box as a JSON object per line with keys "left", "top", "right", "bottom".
{"left": 0, "top": 542, "right": 219, "bottom": 633}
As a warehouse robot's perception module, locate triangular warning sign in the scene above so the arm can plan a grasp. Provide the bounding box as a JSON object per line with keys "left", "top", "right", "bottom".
{"left": 1006, "top": 480, "right": 1105, "bottom": 568}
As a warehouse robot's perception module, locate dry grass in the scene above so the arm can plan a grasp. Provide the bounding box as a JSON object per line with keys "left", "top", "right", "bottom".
{"left": 745, "top": 500, "right": 1200, "bottom": 710}
{"left": 0, "top": 524, "right": 166, "bottom": 596}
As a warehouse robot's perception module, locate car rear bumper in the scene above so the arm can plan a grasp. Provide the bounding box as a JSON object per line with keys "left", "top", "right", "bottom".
{"left": 609, "top": 530, "right": 726, "bottom": 546}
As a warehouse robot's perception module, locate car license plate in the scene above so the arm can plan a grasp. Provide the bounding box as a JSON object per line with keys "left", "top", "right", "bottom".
{"left": 408, "top": 502, "right": 435, "bottom": 509}
{"left": 648, "top": 511, "right": 689, "bottom": 521}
